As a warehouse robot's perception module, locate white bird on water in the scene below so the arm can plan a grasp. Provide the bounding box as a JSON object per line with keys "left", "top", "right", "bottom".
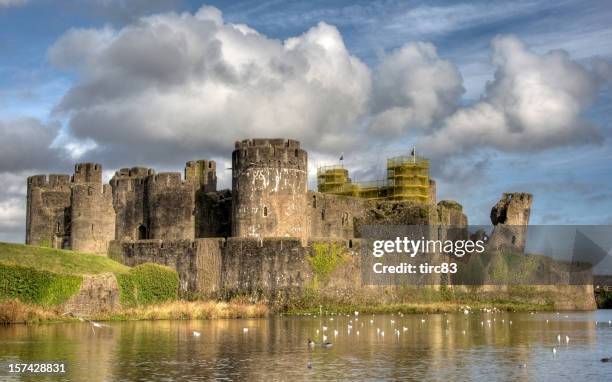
{"left": 243, "top": 328, "right": 249, "bottom": 333}
{"left": 565, "top": 335, "right": 570, "bottom": 344}
{"left": 193, "top": 331, "right": 201, "bottom": 337}
{"left": 553, "top": 347, "right": 557, "bottom": 356}
{"left": 557, "top": 334, "right": 561, "bottom": 344}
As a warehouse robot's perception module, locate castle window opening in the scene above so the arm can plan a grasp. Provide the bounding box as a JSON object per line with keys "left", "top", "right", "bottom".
{"left": 321, "top": 209, "right": 325, "bottom": 220}
{"left": 56, "top": 222, "right": 61, "bottom": 233}
{"left": 138, "top": 225, "right": 148, "bottom": 240}
{"left": 295, "top": 149, "right": 299, "bottom": 157}
{"left": 349, "top": 239, "right": 353, "bottom": 248}
{"left": 91, "top": 224, "right": 94, "bottom": 233}
{"left": 312, "top": 195, "right": 317, "bottom": 208}
{"left": 263, "top": 206, "right": 268, "bottom": 217}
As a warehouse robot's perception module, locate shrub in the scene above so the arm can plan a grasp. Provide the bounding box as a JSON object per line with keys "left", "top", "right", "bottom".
{"left": 309, "top": 242, "right": 348, "bottom": 282}
{"left": 116, "top": 263, "right": 179, "bottom": 306}
{"left": 0, "top": 264, "right": 82, "bottom": 307}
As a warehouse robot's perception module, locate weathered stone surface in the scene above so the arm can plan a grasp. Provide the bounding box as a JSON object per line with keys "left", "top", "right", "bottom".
{"left": 62, "top": 273, "right": 121, "bottom": 316}
{"left": 491, "top": 192, "right": 532, "bottom": 225}
{"left": 489, "top": 192, "right": 533, "bottom": 252}
{"left": 26, "top": 163, "right": 115, "bottom": 254}
{"left": 231, "top": 139, "right": 309, "bottom": 241}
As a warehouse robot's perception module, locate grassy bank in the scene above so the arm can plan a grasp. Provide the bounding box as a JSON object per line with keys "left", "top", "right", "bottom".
{"left": 0, "top": 299, "right": 268, "bottom": 324}
{"left": 0, "top": 242, "right": 129, "bottom": 275}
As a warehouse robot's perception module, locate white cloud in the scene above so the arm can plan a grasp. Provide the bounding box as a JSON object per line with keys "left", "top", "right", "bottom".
{"left": 50, "top": 7, "right": 371, "bottom": 163}
{"left": 420, "top": 35, "right": 606, "bottom": 158}
{"left": 369, "top": 42, "right": 464, "bottom": 135}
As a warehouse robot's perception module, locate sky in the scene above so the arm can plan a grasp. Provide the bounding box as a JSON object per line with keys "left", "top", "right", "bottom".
{"left": 0, "top": 0, "right": 611, "bottom": 243}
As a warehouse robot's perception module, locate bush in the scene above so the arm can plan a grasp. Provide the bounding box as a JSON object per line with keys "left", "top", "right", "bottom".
{"left": 309, "top": 242, "right": 348, "bottom": 282}
{"left": 0, "top": 264, "right": 82, "bottom": 307}
{"left": 116, "top": 263, "right": 179, "bottom": 306}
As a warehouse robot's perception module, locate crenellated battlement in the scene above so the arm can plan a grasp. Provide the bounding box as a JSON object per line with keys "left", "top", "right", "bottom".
{"left": 147, "top": 172, "right": 191, "bottom": 188}
{"left": 233, "top": 138, "right": 307, "bottom": 170}
{"left": 73, "top": 162, "right": 102, "bottom": 184}
{"left": 27, "top": 174, "right": 72, "bottom": 189}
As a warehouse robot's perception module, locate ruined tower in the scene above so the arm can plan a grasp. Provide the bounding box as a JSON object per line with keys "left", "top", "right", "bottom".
{"left": 26, "top": 163, "right": 115, "bottom": 254}
{"left": 146, "top": 172, "right": 195, "bottom": 241}
{"left": 26, "top": 174, "right": 72, "bottom": 248}
{"left": 70, "top": 163, "right": 115, "bottom": 254}
{"left": 488, "top": 192, "right": 533, "bottom": 252}
{"left": 232, "top": 139, "right": 308, "bottom": 240}
{"left": 110, "top": 167, "right": 153, "bottom": 241}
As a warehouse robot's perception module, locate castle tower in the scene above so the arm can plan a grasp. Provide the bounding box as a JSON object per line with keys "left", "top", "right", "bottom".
{"left": 70, "top": 183, "right": 115, "bottom": 253}
{"left": 110, "top": 167, "right": 154, "bottom": 240}
{"left": 72, "top": 163, "right": 102, "bottom": 184}
{"left": 231, "top": 138, "right": 308, "bottom": 240}
{"left": 146, "top": 172, "right": 196, "bottom": 240}
{"left": 185, "top": 160, "right": 217, "bottom": 193}
{"left": 26, "top": 174, "right": 72, "bottom": 248}
{"left": 488, "top": 192, "right": 533, "bottom": 253}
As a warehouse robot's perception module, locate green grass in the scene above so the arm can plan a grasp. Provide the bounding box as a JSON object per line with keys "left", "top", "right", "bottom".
{"left": 0, "top": 242, "right": 129, "bottom": 275}
{"left": 0, "top": 264, "right": 82, "bottom": 307}
{"left": 116, "top": 263, "right": 179, "bottom": 307}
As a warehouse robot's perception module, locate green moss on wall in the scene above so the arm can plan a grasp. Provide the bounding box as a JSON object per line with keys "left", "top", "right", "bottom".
{"left": 0, "top": 264, "right": 82, "bottom": 307}
{"left": 309, "top": 242, "right": 348, "bottom": 283}
{"left": 116, "top": 263, "right": 179, "bottom": 307}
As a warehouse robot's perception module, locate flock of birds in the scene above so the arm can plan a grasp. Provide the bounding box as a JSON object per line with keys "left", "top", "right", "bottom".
{"left": 66, "top": 308, "right": 612, "bottom": 365}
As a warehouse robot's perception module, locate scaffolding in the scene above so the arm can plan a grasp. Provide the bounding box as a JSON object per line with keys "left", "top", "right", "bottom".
{"left": 386, "top": 155, "right": 430, "bottom": 203}
{"left": 317, "top": 154, "right": 431, "bottom": 203}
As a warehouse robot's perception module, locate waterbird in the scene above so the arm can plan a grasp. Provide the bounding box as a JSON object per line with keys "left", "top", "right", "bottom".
{"left": 356, "top": 331, "right": 360, "bottom": 336}
{"left": 403, "top": 327, "right": 408, "bottom": 332}
{"left": 334, "top": 330, "right": 339, "bottom": 337}
{"left": 322, "top": 326, "right": 328, "bottom": 331}
{"left": 421, "top": 319, "right": 426, "bottom": 323}
{"left": 565, "top": 335, "right": 570, "bottom": 344}
{"left": 601, "top": 357, "right": 611, "bottom": 363}
{"left": 463, "top": 309, "right": 469, "bottom": 315}
{"left": 380, "top": 331, "right": 385, "bottom": 337}
{"left": 557, "top": 334, "right": 561, "bottom": 344}
{"left": 322, "top": 342, "right": 333, "bottom": 349}
{"left": 193, "top": 331, "right": 201, "bottom": 337}
{"left": 354, "top": 311, "right": 359, "bottom": 316}
{"left": 323, "top": 335, "right": 328, "bottom": 342}
{"left": 553, "top": 348, "right": 557, "bottom": 356}
{"left": 518, "top": 364, "right": 527, "bottom": 368}
{"left": 307, "top": 361, "right": 312, "bottom": 369}
{"left": 308, "top": 338, "right": 316, "bottom": 348}
{"left": 243, "top": 328, "right": 249, "bottom": 333}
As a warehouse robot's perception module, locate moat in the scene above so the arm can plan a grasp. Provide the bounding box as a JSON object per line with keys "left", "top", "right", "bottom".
{"left": 1, "top": 311, "right": 611, "bottom": 381}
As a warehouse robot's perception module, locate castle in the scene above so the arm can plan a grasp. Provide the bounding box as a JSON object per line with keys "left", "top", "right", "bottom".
{"left": 27, "top": 138, "right": 565, "bottom": 305}
{"left": 27, "top": 138, "right": 458, "bottom": 254}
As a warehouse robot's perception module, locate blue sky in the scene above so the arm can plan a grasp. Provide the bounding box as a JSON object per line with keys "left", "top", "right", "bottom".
{"left": 0, "top": 0, "right": 611, "bottom": 243}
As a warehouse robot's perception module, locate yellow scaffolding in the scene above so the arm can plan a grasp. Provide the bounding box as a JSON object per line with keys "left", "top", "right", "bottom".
{"left": 317, "top": 154, "right": 431, "bottom": 203}
{"left": 386, "top": 155, "right": 429, "bottom": 203}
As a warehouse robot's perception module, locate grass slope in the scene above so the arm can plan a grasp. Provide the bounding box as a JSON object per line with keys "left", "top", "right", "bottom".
{"left": 0, "top": 242, "right": 129, "bottom": 275}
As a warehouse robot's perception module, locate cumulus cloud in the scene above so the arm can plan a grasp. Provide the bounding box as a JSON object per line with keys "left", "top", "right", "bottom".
{"left": 49, "top": 6, "right": 371, "bottom": 165}
{"left": 0, "top": 118, "right": 66, "bottom": 172}
{"left": 420, "top": 35, "right": 607, "bottom": 158}
{"left": 369, "top": 41, "right": 464, "bottom": 135}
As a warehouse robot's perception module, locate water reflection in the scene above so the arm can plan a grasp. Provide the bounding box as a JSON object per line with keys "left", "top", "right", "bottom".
{"left": 1, "top": 311, "right": 611, "bottom": 381}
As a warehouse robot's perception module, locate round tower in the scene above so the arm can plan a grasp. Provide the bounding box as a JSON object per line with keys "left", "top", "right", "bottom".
{"left": 232, "top": 138, "right": 308, "bottom": 240}
{"left": 70, "top": 183, "right": 115, "bottom": 254}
